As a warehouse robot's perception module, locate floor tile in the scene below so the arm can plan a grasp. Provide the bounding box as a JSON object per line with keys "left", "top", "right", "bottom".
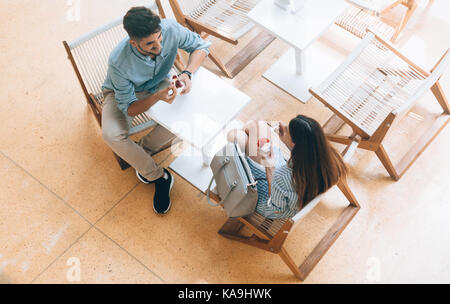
{"left": 33, "top": 228, "right": 164, "bottom": 284}
{"left": 0, "top": 0, "right": 164, "bottom": 225}
{"left": 0, "top": 153, "right": 91, "bottom": 283}
{"left": 1, "top": 0, "right": 450, "bottom": 284}
{"left": 96, "top": 175, "right": 362, "bottom": 283}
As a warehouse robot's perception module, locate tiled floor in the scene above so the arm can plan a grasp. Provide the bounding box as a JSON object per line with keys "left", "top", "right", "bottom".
{"left": 1, "top": 0, "right": 449, "bottom": 283}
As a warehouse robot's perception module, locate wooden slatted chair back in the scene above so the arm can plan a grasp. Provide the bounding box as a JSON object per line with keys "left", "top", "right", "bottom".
{"left": 335, "top": 0, "right": 417, "bottom": 42}
{"left": 170, "top": 0, "right": 259, "bottom": 40}
{"left": 64, "top": 18, "right": 126, "bottom": 108}
{"left": 313, "top": 32, "right": 430, "bottom": 138}
{"left": 309, "top": 31, "right": 450, "bottom": 180}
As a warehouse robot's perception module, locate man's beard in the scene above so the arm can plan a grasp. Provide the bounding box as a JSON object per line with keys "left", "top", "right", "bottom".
{"left": 137, "top": 44, "right": 162, "bottom": 57}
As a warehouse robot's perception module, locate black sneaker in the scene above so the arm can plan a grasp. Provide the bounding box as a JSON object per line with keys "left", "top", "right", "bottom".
{"left": 136, "top": 169, "right": 152, "bottom": 184}
{"left": 153, "top": 169, "right": 174, "bottom": 214}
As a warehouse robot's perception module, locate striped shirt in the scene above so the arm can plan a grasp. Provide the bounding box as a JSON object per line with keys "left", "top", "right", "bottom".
{"left": 247, "top": 148, "right": 299, "bottom": 220}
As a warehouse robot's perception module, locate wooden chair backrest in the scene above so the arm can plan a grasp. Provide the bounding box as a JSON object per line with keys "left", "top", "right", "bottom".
{"left": 310, "top": 32, "right": 434, "bottom": 138}
{"left": 347, "top": 0, "right": 403, "bottom": 14}
{"left": 174, "top": 0, "right": 208, "bottom": 17}
{"left": 168, "top": 0, "right": 259, "bottom": 40}
{"left": 64, "top": 17, "right": 126, "bottom": 104}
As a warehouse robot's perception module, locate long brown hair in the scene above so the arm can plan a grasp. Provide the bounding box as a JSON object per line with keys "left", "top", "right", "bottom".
{"left": 289, "top": 115, "right": 347, "bottom": 209}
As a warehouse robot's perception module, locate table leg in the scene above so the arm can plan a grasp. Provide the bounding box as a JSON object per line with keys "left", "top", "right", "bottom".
{"left": 202, "top": 145, "right": 211, "bottom": 166}
{"left": 295, "top": 49, "right": 305, "bottom": 76}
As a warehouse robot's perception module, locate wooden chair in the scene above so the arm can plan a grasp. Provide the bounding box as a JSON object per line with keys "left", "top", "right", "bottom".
{"left": 210, "top": 131, "right": 360, "bottom": 281}
{"left": 63, "top": 3, "right": 184, "bottom": 170}
{"left": 167, "top": 0, "right": 276, "bottom": 78}
{"left": 309, "top": 31, "right": 450, "bottom": 181}
{"left": 335, "top": 0, "right": 418, "bottom": 42}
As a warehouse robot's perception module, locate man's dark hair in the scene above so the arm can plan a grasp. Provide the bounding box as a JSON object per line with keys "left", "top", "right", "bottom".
{"left": 123, "top": 6, "right": 161, "bottom": 40}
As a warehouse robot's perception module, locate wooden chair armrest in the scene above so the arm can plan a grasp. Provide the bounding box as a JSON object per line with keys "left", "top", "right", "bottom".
{"left": 185, "top": 16, "right": 238, "bottom": 45}
{"left": 393, "top": 49, "right": 450, "bottom": 116}
{"left": 366, "top": 29, "right": 430, "bottom": 76}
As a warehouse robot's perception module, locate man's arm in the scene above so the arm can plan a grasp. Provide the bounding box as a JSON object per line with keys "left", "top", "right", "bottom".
{"left": 175, "top": 21, "right": 211, "bottom": 93}
{"left": 177, "top": 49, "right": 208, "bottom": 94}
{"left": 184, "top": 49, "right": 208, "bottom": 74}
{"left": 127, "top": 83, "right": 177, "bottom": 117}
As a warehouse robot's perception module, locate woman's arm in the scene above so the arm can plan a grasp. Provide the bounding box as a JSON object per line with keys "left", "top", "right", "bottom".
{"left": 258, "top": 167, "right": 299, "bottom": 220}
{"left": 265, "top": 167, "right": 275, "bottom": 196}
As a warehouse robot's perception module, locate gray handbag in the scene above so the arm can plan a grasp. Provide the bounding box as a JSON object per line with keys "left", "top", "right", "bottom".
{"left": 206, "top": 142, "right": 258, "bottom": 218}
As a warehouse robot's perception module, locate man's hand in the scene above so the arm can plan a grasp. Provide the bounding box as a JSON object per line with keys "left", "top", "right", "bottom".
{"left": 177, "top": 73, "right": 192, "bottom": 95}
{"left": 156, "top": 83, "right": 178, "bottom": 104}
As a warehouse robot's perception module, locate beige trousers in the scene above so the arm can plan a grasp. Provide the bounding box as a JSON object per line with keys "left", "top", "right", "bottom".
{"left": 101, "top": 88, "right": 176, "bottom": 181}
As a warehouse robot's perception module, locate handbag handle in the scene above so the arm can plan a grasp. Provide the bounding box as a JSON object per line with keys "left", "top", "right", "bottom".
{"left": 206, "top": 157, "right": 237, "bottom": 207}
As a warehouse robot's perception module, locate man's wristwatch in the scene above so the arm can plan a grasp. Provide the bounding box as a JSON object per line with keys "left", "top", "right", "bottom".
{"left": 179, "top": 70, "right": 192, "bottom": 80}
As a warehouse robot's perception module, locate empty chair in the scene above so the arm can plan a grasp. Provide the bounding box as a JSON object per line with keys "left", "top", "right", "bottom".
{"left": 62, "top": 3, "right": 184, "bottom": 169}
{"left": 309, "top": 31, "right": 450, "bottom": 180}
{"left": 336, "top": 0, "right": 418, "bottom": 42}
{"left": 167, "top": 0, "right": 276, "bottom": 78}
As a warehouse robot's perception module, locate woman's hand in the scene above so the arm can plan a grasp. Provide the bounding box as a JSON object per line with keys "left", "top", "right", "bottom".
{"left": 260, "top": 144, "right": 276, "bottom": 169}
{"left": 277, "top": 121, "right": 294, "bottom": 150}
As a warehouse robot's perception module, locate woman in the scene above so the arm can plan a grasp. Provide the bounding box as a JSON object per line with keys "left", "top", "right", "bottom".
{"left": 227, "top": 115, "right": 347, "bottom": 219}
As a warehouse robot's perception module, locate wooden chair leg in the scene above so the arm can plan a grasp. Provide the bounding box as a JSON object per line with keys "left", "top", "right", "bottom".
{"left": 391, "top": 0, "right": 417, "bottom": 42}
{"left": 431, "top": 81, "right": 450, "bottom": 114}
{"left": 208, "top": 50, "right": 233, "bottom": 78}
{"left": 224, "top": 31, "right": 276, "bottom": 78}
{"left": 218, "top": 218, "right": 245, "bottom": 235}
{"left": 337, "top": 178, "right": 360, "bottom": 208}
{"left": 207, "top": 31, "right": 275, "bottom": 78}
{"left": 219, "top": 229, "right": 271, "bottom": 251}
{"left": 298, "top": 204, "right": 359, "bottom": 280}
{"left": 278, "top": 247, "right": 304, "bottom": 280}
{"left": 375, "top": 144, "right": 400, "bottom": 180}
{"left": 113, "top": 152, "right": 131, "bottom": 171}
{"left": 323, "top": 114, "right": 346, "bottom": 135}
{"left": 395, "top": 114, "right": 450, "bottom": 177}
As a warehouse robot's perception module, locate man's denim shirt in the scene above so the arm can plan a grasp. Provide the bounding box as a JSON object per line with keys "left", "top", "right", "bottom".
{"left": 102, "top": 19, "right": 211, "bottom": 115}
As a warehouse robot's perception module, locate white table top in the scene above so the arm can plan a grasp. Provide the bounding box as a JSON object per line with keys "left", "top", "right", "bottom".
{"left": 146, "top": 67, "right": 251, "bottom": 150}
{"left": 248, "top": 0, "right": 349, "bottom": 50}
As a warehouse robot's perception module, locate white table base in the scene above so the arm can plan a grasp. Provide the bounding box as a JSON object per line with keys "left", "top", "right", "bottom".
{"left": 169, "top": 149, "right": 214, "bottom": 194}
{"left": 263, "top": 37, "right": 344, "bottom": 103}
{"left": 169, "top": 132, "right": 232, "bottom": 193}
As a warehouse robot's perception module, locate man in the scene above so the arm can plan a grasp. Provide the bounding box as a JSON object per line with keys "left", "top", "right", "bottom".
{"left": 101, "top": 7, "right": 211, "bottom": 214}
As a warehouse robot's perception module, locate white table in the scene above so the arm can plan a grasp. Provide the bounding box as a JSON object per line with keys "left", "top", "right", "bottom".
{"left": 146, "top": 67, "right": 251, "bottom": 192}
{"left": 248, "top": 0, "right": 349, "bottom": 103}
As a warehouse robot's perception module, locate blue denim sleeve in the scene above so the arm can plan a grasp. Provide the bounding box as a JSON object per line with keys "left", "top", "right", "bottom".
{"left": 108, "top": 64, "right": 137, "bottom": 114}
{"left": 175, "top": 22, "right": 211, "bottom": 55}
